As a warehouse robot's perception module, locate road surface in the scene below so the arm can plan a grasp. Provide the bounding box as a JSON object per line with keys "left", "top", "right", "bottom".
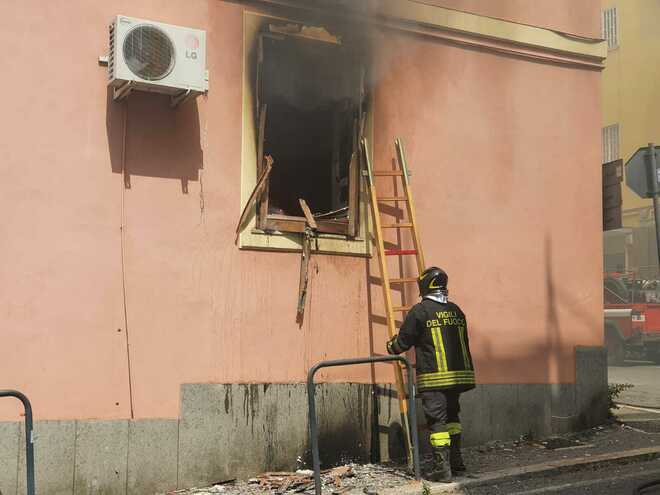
{"left": 468, "top": 458, "right": 660, "bottom": 494}
{"left": 465, "top": 360, "right": 660, "bottom": 494}
{"left": 609, "top": 360, "right": 660, "bottom": 408}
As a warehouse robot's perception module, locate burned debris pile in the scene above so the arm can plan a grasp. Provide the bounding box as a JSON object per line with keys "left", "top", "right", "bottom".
{"left": 249, "top": 465, "right": 352, "bottom": 493}
{"left": 171, "top": 464, "right": 415, "bottom": 495}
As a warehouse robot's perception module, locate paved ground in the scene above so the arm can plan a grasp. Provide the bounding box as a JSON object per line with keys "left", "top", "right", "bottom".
{"left": 462, "top": 408, "right": 660, "bottom": 495}
{"left": 467, "top": 458, "right": 660, "bottom": 494}
{"left": 616, "top": 403, "right": 660, "bottom": 425}
{"left": 178, "top": 421, "right": 660, "bottom": 494}
{"left": 461, "top": 422, "right": 659, "bottom": 474}
{"left": 609, "top": 360, "right": 660, "bottom": 408}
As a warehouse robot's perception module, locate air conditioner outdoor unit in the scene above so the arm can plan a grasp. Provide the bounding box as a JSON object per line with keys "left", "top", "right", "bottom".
{"left": 108, "top": 15, "right": 208, "bottom": 106}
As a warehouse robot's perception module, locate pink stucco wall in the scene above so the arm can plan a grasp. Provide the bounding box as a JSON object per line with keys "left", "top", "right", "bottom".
{"left": 427, "top": 0, "right": 602, "bottom": 38}
{"left": 0, "top": 0, "right": 602, "bottom": 421}
{"left": 371, "top": 28, "right": 603, "bottom": 386}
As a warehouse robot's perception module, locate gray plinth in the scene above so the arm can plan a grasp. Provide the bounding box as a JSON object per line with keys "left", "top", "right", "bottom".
{"left": 73, "top": 421, "right": 129, "bottom": 495}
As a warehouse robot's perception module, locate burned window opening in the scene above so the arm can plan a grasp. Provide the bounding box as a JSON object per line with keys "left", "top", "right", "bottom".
{"left": 256, "top": 26, "right": 364, "bottom": 237}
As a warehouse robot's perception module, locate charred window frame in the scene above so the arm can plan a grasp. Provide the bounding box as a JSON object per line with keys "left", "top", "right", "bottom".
{"left": 254, "top": 26, "right": 366, "bottom": 237}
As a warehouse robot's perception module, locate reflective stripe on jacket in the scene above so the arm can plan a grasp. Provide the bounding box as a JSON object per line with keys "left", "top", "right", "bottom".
{"left": 395, "top": 299, "right": 476, "bottom": 392}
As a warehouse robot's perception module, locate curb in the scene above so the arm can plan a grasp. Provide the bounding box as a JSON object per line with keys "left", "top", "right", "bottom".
{"left": 380, "top": 446, "right": 660, "bottom": 494}
{"left": 616, "top": 403, "right": 660, "bottom": 413}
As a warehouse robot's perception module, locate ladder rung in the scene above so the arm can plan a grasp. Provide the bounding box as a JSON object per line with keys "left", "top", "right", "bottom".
{"left": 393, "top": 305, "right": 413, "bottom": 312}
{"left": 378, "top": 196, "right": 408, "bottom": 202}
{"left": 390, "top": 277, "right": 418, "bottom": 284}
{"left": 373, "top": 170, "right": 404, "bottom": 176}
{"left": 382, "top": 223, "right": 413, "bottom": 229}
{"left": 384, "top": 249, "right": 418, "bottom": 256}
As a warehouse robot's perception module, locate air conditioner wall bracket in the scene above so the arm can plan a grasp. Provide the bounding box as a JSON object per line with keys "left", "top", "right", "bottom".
{"left": 170, "top": 89, "right": 194, "bottom": 108}
{"left": 113, "top": 81, "right": 134, "bottom": 101}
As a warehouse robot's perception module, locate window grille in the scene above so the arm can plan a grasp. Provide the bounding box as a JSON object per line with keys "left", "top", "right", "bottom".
{"left": 602, "top": 124, "right": 620, "bottom": 163}
{"left": 602, "top": 7, "right": 619, "bottom": 50}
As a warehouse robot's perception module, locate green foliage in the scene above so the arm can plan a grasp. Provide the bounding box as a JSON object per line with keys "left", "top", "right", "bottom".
{"left": 422, "top": 481, "right": 431, "bottom": 495}
{"left": 608, "top": 382, "right": 634, "bottom": 415}
{"left": 520, "top": 430, "right": 535, "bottom": 442}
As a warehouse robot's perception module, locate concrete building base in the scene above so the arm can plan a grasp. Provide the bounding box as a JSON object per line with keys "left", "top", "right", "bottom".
{"left": 0, "top": 347, "right": 607, "bottom": 495}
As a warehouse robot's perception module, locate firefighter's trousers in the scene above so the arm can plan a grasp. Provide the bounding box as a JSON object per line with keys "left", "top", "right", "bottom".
{"left": 420, "top": 389, "right": 462, "bottom": 447}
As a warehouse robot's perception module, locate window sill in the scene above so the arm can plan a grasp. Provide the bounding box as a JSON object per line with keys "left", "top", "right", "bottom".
{"left": 261, "top": 214, "right": 351, "bottom": 236}
{"left": 239, "top": 227, "right": 371, "bottom": 257}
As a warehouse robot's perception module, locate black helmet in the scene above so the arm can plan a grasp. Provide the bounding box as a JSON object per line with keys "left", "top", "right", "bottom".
{"left": 418, "top": 266, "right": 448, "bottom": 297}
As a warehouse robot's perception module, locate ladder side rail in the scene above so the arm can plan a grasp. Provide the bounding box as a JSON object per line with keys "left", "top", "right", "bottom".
{"left": 395, "top": 138, "right": 426, "bottom": 274}
{"left": 362, "top": 138, "right": 414, "bottom": 468}
{"left": 362, "top": 138, "right": 397, "bottom": 339}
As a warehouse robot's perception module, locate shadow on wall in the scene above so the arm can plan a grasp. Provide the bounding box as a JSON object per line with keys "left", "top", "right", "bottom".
{"left": 105, "top": 88, "right": 203, "bottom": 193}
{"left": 545, "top": 234, "right": 563, "bottom": 384}
{"left": 366, "top": 232, "right": 604, "bottom": 459}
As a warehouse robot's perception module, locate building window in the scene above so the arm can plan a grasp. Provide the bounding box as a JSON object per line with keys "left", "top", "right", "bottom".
{"left": 603, "top": 124, "right": 620, "bottom": 163}
{"left": 255, "top": 26, "right": 365, "bottom": 237}
{"left": 239, "top": 12, "right": 371, "bottom": 256}
{"left": 602, "top": 7, "right": 619, "bottom": 50}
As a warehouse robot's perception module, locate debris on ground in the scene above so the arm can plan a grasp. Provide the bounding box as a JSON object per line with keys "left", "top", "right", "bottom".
{"left": 173, "top": 420, "right": 660, "bottom": 494}
{"left": 246, "top": 466, "right": 351, "bottom": 493}
{"left": 539, "top": 436, "right": 589, "bottom": 450}
{"left": 167, "top": 479, "right": 236, "bottom": 494}
{"left": 172, "top": 464, "right": 414, "bottom": 495}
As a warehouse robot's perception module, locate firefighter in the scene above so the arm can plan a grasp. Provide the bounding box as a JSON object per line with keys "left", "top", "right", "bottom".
{"left": 386, "top": 267, "right": 475, "bottom": 482}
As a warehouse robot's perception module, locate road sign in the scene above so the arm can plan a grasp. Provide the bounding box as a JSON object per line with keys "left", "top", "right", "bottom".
{"left": 626, "top": 143, "right": 660, "bottom": 274}
{"left": 625, "top": 145, "right": 660, "bottom": 198}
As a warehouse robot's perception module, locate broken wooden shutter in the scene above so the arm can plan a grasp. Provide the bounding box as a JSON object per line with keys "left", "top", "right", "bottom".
{"left": 256, "top": 103, "right": 269, "bottom": 230}
{"left": 256, "top": 33, "right": 269, "bottom": 230}
{"left": 347, "top": 116, "right": 360, "bottom": 238}
{"left": 348, "top": 68, "right": 366, "bottom": 238}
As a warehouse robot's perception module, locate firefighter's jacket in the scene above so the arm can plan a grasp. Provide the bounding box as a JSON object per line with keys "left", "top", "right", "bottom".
{"left": 395, "top": 299, "right": 476, "bottom": 392}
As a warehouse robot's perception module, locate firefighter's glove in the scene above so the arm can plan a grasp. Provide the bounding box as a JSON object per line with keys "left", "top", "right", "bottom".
{"left": 386, "top": 335, "right": 403, "bottom": 355}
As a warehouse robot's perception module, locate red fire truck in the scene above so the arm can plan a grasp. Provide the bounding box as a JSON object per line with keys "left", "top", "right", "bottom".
{"left": 604, "top": 272, "right": 660, "bottom": 365}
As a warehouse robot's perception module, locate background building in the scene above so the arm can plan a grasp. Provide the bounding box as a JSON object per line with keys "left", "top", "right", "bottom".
{"left": 602, "top": 0, "right": 660, "bottom": 278}
{"left": 0, "top": 1, "right": 606, "bottom": 494}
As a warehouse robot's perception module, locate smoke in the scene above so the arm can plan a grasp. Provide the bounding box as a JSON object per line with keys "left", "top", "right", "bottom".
{"left": 257, "top": 0, "right": 399, "bottom": 92}
{"left": 305, "top": 1, "right": 382, "bottom": 85}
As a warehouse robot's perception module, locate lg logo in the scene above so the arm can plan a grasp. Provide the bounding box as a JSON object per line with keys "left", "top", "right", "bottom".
{"left": 185, "top": 34, "right": 200, "bottom": 61}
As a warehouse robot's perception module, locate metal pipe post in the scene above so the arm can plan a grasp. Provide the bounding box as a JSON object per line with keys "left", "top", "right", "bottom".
{"left": 307, "top": 355, "right": 420, "bottom": 495}
{"left": 306, "top": 369, "right": 321, "bottom": 494}
{"left": 405, "top": 360, "right": 421, "bottom": 477}
{"left": 0, "top": 390, "right": 35, "bottom": 495}
{"left": 649, "top": 143, "right": 660, "bottom": 275}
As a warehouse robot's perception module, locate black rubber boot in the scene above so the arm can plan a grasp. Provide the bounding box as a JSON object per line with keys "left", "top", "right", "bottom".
{"left": 428, "top": 446, "right": 452, "bottom": 482}
{"left": 449, "top": 434, "right": 466, "bottom": 473}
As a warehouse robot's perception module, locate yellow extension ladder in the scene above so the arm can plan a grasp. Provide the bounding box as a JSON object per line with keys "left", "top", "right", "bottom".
{"left": 361, "top": 137, "right": 425, "bottom": 467}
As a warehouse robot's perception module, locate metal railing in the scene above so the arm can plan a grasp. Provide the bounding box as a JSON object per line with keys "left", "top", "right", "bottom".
{"left": 307, "top": 355, "right": 420, "bottom": 495}
{"left": 0, "top": 390, "right": 35, "bottom": 495}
